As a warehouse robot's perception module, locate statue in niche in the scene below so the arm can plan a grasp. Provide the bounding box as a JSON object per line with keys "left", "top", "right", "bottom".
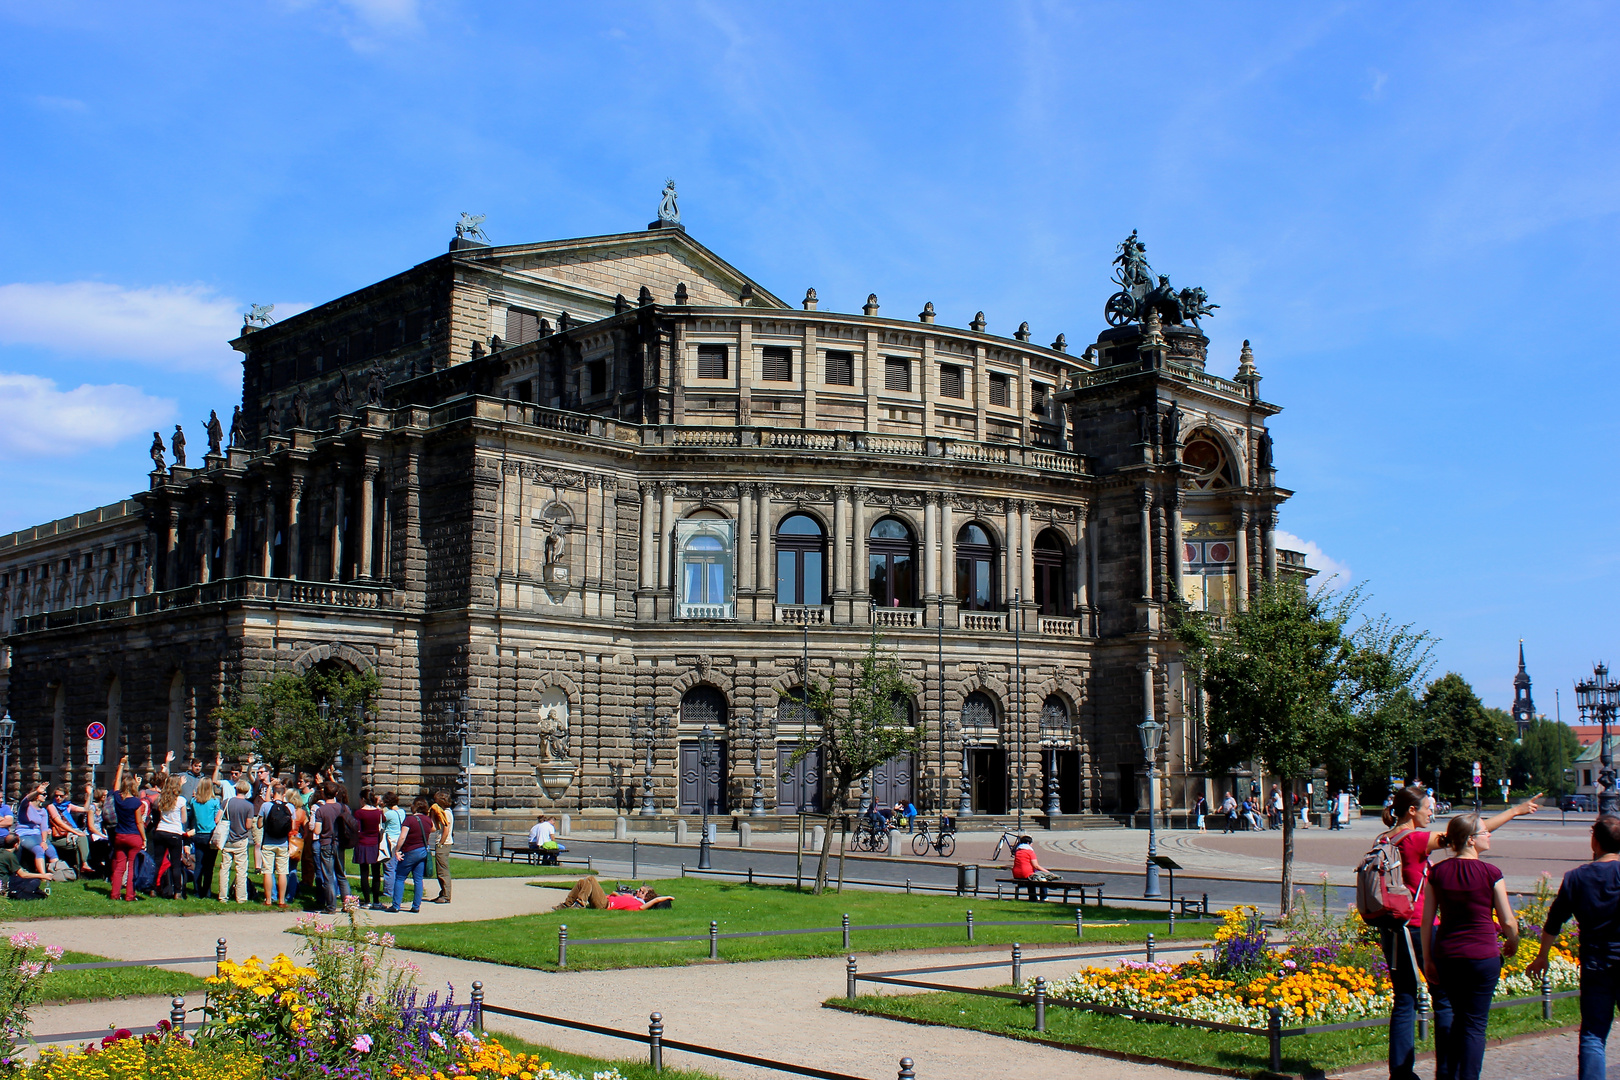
{"left": 204, "top": 410, "right": 224, "bottom": 455}
{"left": 366, "top": 360, "right": 386, "bottom": 406}
{"left": 229, "top": 406, "right": 247, "bottom": 448}
{"left": 292, "top": 386, "right": 310, "bottom": 428}
{"left": 1257, "top": 429, "right": 1274, "bottom": 473}
{"left": 536, "top": 696, "right": 571, "bottom": 762}
{"left": 266, "top": 407, "right": 282, "bottom": 437}
{"left": 335, "top": 373, "right": 354, "bottom": 415}
{"left": 170, "top": 424, "right": 187, "bottom": 467}
{"left": 1162, "top": 401, "right": 1182, "bottom": 451}
{"left": 149, "top": 431, "right": 166, "bottom": 471}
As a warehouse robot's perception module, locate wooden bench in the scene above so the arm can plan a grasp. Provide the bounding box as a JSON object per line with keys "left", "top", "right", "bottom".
{"left": 994, "top": 876, "right": 1104, "bottom": 905}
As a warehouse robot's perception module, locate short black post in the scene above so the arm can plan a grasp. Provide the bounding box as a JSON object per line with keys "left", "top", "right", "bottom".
{"left": 170, "top": 995, "right": 185, "bottom": 1035}
{"left": 1417, "top": 984, "right": 1431, "bottom": 1042}
{"left": 558, "top": 925, "right": 568, "bottom": 968}
{"left": 748, "top": 867, "right": 754, "bottom": 885}
{"left": 1146, "top": 932, "right": 1156, "bottom": 964}
{"left": 966, "top": 909, "right": 974, "bottom": 943}
{"left": 1268, "top": 1005, "right": 1282, "bottom": 1073}
{"left": 842, "top": 913, "right": 851, "bottom": 950}
{"left": 632, "top": 838, "right": 638, "bottom": 877}
{"left": 906, "top": 878, "right": 912, "bottom": 894}
{"left": 1075, "top": 908, "right": 1084, "bottom": 938}
{"left": 681, "top": 862, "right": 686, "bottom": 878}
{"left": 215, "top": 937, "right": 228, "bottom": 977}
{"left": 471, "top": 980, "right": 484, "bottom": 1029}
{"left": 897, "top": 1057, "right": 915, "bottom": 1080}
{"left": 1033, "top": 976, "right": 1047, "bottom": 1032}
{"left": 1542, "top": 969, "right": 1553, "bottom": 1020}
{"left": 846, "top": 955, "right": 859, "bottom": 1000}
{"left": 1168, "top": 906, "right": 1176, "bottom": 936}
{"left": 709, "top": 920, "right": 719, "bottom": 960}
{"left": 648, "top": 1012, "right": 663, "bottom": 1073}
{"left": 1202, "top": 892, "right": 1209, "bottom": 916}
{"left": 1011, "top": 942, "right": 1023, "bottom": 987}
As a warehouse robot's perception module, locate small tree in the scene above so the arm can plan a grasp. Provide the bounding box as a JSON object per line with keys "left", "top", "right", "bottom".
{"left": 213, "top": 668, "right": 378, "bottom": 777}
{"left": 792, "top": 632, "right": 920, "bottom": 895}
{"left": 1175, "top": 582, "right": 1431, "bottom": 914}
{"left": 1512, "top": 717, "right": 1581, "bottom": 796}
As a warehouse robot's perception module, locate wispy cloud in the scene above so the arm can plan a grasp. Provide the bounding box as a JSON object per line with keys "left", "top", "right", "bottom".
{"left": 1275, "top": 529, "right": 1352, "bottom": 591}
{"left": 33, "top": 95, "right": 88, "bottom": 112}
{"left": 0, "top": 373, "right": 173, "bottom": 458}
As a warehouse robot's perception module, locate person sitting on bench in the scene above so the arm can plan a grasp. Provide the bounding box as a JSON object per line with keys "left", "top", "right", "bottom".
{"left": 528, "top": 814, "right": 565, "bottom": 865}
{"left": 1010, "top": 835, "right": 1056, "bottom": 901}
{"left": 557, "top": 876, "right": 673, "bottom": 910}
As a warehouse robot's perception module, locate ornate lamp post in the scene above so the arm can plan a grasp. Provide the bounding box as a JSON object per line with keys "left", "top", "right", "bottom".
{"left": 445, "top": 693, "right": 484, "bottom": 834}
{"left": 1138, "top": 717, "right": 1164, "bottom": 898}
{"left": 632, "top": 706, "right": 668, "bottom": 817}
{"left": 1040, "top": 701, "right": 1068, "bottom": 819}
{"left": 0, "top": 711, "right": 14, "bottom": 805}
{"left": 957, "top": 720, "right": 973, "bottom": 818}
{"left": 698, "top": 723, "right": 715, "bottom": 870}
{"left": 1577, "top": 664, "right": 1620, "bottom": 815}
{"left": 750, "top": 706, "right": 767, "bottom": 817}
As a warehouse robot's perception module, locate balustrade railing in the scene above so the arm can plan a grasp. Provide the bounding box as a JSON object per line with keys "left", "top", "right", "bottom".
{"left": 677, "top": 601, "right": 736, "bottom": 620}
{"left": 1038, "top": 616, "right": 1078, "bottom": 636}
{"left": 10, "top": 576, "right": 397, "bottom": 634}
{"left": 775, "top": 604, "right": 830, "bottom": 625}
{"left": 959, "top": 612, "right": 1005, "bottom": 632}
{"left": 872, "top": 606, "right": 922, "bottom": 628}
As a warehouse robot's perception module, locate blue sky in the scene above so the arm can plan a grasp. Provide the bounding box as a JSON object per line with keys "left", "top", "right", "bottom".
{"left": 1, "top": 2, "right": 1616, "bottom": 713}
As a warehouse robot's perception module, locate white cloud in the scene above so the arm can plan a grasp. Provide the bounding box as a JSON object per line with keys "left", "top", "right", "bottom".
{"left": 1275, "top": 529, "right": 1352, "bottom": 590}
{"left": 0, "top": 373, "right": 173, "bottom": 458}
{"left": 33, "top": 96, "right": 87, "bottom": 112}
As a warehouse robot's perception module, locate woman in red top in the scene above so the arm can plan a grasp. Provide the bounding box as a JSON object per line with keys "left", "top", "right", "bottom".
{"left": 1421, "top": 813, "right": 1519, "bottom": 1080}
{"left": 1378, "top": 786, "right": 1539, "bottom": 1080}
{"left": 384, "top": 797, "right": 434, "bottom": 914}
{"left": 1010, "top": 835, "right": 1050, "bottom": 901}
{"left": 352, "top": 788, "right": 384, "bottom": 908}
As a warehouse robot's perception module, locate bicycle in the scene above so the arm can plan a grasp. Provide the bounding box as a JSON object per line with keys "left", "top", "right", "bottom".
{"left": 989, "top": 829, "right": 1023, "bottom": 861}
{"left": 849, "top": 820, "right": 887, "bottom": 853}
{"left": 911, "top": 816, "right": 956, "bottom": 858}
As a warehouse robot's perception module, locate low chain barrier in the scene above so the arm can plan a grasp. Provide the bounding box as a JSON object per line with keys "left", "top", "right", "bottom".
{"left": 843, "top": 941, "right": 1580, "bottom": 1073}
{"left": 30, "top": 937, "right": 230, "bottom": 1045}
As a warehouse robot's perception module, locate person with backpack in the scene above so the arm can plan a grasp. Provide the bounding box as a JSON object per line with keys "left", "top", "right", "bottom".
{"left": 1359, "top": 785, "right": 1540, "bottom": 1080}
{"left": 383, "top": 797, "right": 435, "bottom": 913}
{"left": 258, "top": 783, "right": 297, "bottom": 910}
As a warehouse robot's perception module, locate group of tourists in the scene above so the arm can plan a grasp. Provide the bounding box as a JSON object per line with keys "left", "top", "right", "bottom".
{"left": 0, "top": 751, "right": 460, "bottom": 914}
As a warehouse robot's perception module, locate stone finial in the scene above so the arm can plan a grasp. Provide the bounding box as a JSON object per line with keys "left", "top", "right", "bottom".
{"left": 638, "top": 285, "right": 654, "bottom": 306}
{"left": 863, "top": 293, "right": 880, "bottom": 316}
{"left": 489, "top": 334, "right": 504, "bottom": 353}
{"left": 739, "top": 282, "right": 755, "bottom": 306}
{"left": 1014, "top": 321, "right": 1031, "bottom": 342}
{"left": 1051, "top": 334, "right": 1067, "bottom": 353}
{"left": 539, "top": 317, "right": 553, "bottom": 337}
{"left": 1143, "top": 307, "right": 1165, "bottom": 347}
{"left": 675, "top": 282, "right": 689, "bottom": 306}
{"left": 1237, "top": 338, "right": 1257, "bottom": 378}
{"left": 969, "top": 311, "right": 986, "bottom": 333}
{"left": 614, "top": 294, "right": 629, "bottom": 314}
{"left": 919, "top": 302, "right": 936, "bottom": 324}
{"left": 470, "top": 339, "right": 485, "bottom": 360}
{"left": 557, "top": 311, "right": 572, "bottom": 333}
{"left": 802, "top": 287, "right": 818, "bottom": 311}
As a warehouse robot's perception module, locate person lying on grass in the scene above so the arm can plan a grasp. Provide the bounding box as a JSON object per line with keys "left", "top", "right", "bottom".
{"left": 556, "top": 876, "right": 673, "bottom": 910}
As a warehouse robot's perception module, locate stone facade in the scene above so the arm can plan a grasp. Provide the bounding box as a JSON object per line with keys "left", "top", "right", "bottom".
{"left": 0, "top": 220, "right": 1304, "bottom": 825}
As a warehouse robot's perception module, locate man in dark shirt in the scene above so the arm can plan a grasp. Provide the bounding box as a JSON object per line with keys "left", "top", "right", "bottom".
{"left": 0, "top": 833, "right": 49, "bottom": 898}
{"left": 1529, "top": 815, "right": 1620, "bottom": 1080}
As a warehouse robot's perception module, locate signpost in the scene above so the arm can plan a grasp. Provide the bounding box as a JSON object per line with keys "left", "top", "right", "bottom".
{"left": 1472, "top": 761, "right": 1482, "bottom": 811}
{"left": 85, "top": 722, "right": 106, "bottom": 767}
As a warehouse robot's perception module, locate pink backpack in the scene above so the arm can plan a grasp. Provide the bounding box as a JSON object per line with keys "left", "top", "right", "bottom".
{"left": 1355, "top": 830, "right": 1422, "bottom": 925}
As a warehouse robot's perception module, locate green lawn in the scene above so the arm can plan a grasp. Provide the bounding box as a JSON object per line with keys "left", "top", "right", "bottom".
{"left": 489, "top": 1029, "right": 725, "bottom": 1080}
{"left": 40, "top": 950, "right": 209, "bottom": 1003}
{"left": 832, "top": 989, "right": 1581, "bottom": 1077}
{"left": 389, "top": 878, "right": 1210, "bottom": 972}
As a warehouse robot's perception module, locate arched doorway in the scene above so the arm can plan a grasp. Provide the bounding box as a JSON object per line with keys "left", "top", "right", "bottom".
{"left": 961, "top": 691, "right": 1005, "bottom": 815}
{"left": 678, "top": 686, "right": 728, "bottom": 814}
{"left": 776, "top": 687, "right": 822, "bottom": 812}
{"left": 868, "top": 691, "right": 916, "bottom": 811}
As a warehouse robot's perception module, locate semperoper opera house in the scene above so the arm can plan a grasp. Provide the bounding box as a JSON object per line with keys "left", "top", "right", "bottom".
{"left": 0, "top": 196, "right": 1310, "bottom": 828}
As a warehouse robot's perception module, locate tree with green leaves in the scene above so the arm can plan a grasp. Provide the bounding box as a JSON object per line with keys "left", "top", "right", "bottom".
{"left": 1414, "top": 675, "right": 1515, "bottom": 797}
{"left": 212, "top": 667, "right": 379, "bottom": 777}
{"left": 1510, "top": 717, "right": 1581, "bottom": 796}
{"left": 792, "top": 632, "right": 921, "bottom": 895}
{"left": 1174, "top": 582, "right": 1432, "bottom": 914}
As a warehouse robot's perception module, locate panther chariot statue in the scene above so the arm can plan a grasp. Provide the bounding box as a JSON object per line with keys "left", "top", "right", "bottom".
{"left": 1104, "top": 231, "right": 1219, "bottom": 328}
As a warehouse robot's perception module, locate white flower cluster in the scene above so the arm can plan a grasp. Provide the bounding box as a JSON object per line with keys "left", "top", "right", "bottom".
{"left": 1032, "top": 975, "right": 1393, "bottom": 1028}
{"left": 1497, "top": 952, "right": 1580, "bottom": 998}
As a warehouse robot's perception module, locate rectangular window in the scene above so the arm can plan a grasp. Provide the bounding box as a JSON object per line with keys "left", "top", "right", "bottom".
{"left": 884, "top": 358, "right": 911, "bottom": 393}
{"left": 760, "top": 346, "right": 792, "bottom": 382}
{"left": 988, "top": 373, "right": 1010, "bottom": 407}
{"left": 1031, "top": 382, "right": 1048, "bottom": 414}
{"left": 506, "top": 308, "right": 543, "bottom": 345}
{"left": 939, "top": 364, "right": 964, "bottom": 399}
{"left": 511, "top": 380, "right": 533, "bottom": 403}
{"left": 697, "top": 344, "right": 729, "bottom": 379}
{"left": 824, "top": 350, "right": 855, "bottom": 386}
{"left": 588, "top": 360, "right": 608, "bottom": 396}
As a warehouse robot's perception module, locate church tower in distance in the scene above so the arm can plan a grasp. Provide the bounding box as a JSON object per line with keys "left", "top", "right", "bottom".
{"left": 1511, "top": 640, "right": 1536, "bottom": 738}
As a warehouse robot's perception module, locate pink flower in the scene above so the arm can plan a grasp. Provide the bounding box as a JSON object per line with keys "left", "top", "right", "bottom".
{"left": 1283, "top": 959, "right": 1297, "bottom": 969}
{"left": 429, "top": 1031, "right": 446, "bottom": 1048}
{"left": 352, "top": 1034, "right": 373, "bottom": 1053}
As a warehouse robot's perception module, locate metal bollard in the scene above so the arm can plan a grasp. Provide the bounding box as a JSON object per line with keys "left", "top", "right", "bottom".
{"left": 1417, "top": 985, "right": 1431, "bottom": 1042}
{"left": 966, "top": 910, "right": 975, "bottom": 943}
{"left": 709, "top": 920, "right": 719, "bottom": 960}
{"left": 847, "top": 955, "right": 859, "bottom": 1000}
{"left": 632, "top": 838, "right": 638, "bottom": 877}
{"left": 681, "top": 863, "right": 686, "bottom": 878}
{"left": 897, "top": 1057, "right": 916, "bottom": 1080}
{"left": 748, "top": 867, "right": 754, "bottom": 885}
{"left": 558, "top": 925, "right": 568, "bottom": 968}
{"left": 1202, "top": 892, "right": 1209, "bottom": 916}
{"left": 1146, "top": 932, "right": 1156, "bottom": 964}
{"left": 1267, "top": 1005, "right": 1282, "bottom": 1073}
{"left": 1542, "top": 969, "right": 1553, "bottom": 1020}
{"left": 215, "top": 937, "right": 228, "bottom": 977}
{"left": 471, "top": 980, "right": 484, "bottom": 1029}
{"left": 842, "top": 913, "right": 851, "bottom": 950}
{"left": 906, "top": 878, "right": 912, "bottom": 894}
{"left": 1076, "top": 908, "right": 1084, "bottom": 938}
{"left": 648, "top": 1012, "right": 663, "bottom": 1073}
{"left": 1033, "top": 976, "right": 1047, "bottom": 1032}
{"left": 170, "top": 995, "right": 185, "bottom": 1035}
{"left": 1168, "top": 907, "right": 1176, "bottom": 936}
{"left": 1012, "top": 943, "right": 1022, "bottom": 987}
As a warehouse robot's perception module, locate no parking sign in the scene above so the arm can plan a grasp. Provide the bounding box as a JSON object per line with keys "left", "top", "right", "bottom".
{"left": 86, "top": 721, "right": 106, "bottom": 765}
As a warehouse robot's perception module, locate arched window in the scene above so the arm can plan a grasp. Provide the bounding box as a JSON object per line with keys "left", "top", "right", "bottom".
{"left": 676, "top": 517, "right": 735, "bottom": 618}
{"left": 1040, "top": 695, "right": 1070, "bottom": 742}
{"left": 775, "top": 513, "right": 826, "bottom": 606}
{"left": 954, "top": 523, "right": 998, "bottom": 611}
{"left": 868, "top": 517, "right": 917, "bottom": 609}
{"left": 1181, "top": 430, "right": 1237, "bottom": 490}
{"left": 1032, "top": 529, "right": 1069, "bottom": 616}
{"left": 961, "top": 691, "right": 997, "bottom": 736}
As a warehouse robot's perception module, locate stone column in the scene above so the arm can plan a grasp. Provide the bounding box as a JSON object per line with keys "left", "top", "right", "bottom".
{"left": 1138, "top": 486, "right": 1154, "bottom": 600}
{"left": 222, "top": 491, "right": 238, "bottom": 578}
{"left": 940, "top": 496, "right": 954, "bottom": 603}
{"left": 329, "top": 471, "right": 345, "bottom": 583}
{"left": 165, "top": 505, "right": 180, "bottom": 589}
{"left": 1019, "top": 501, "right": 1034, "bottom": 612}
{"left": 1168, "top": 490, "right": 1184, "bottom": 596}
{"left": 923, "top": 492, "right": 939, "bottom": 601}
{"left": 288, "top": 476, "right": 305, "bottom": 581}
{"left": 756, "top": 485, "right": 773, "bottom": 601}
{"left": 639, "top": 483, "right": 656, "bottom": 590}
{"left": 1004, "top": 499, "right": 1018, "bottom": 608}
{"left": 1263, "top": 509, "right": 1278, "bottom": 584}
{"left": 198, "top": 507, "right": 212, "bottom": 584}
{"left": 1234, "top": 506, "right": 1250, "bottom": 612}
{"left": 260, "top": 483, "right": 274, "bottom": 577}
{"left": 1074, "top": 503, "right": 1090, "bottom": 612}
{"left": 852, "top": 488, "right": 868, "bottom": 605}
{"left": 658, "top": 484, "right": 674, "bottom": 591}
{"left": 833, "top": 486, "right": 850, "bottom": 600}
{"left": 358, "top": 462, "right": 378, "bottom": 580}
{"left": 737, "top": 484, "right": 754, "bottom": 594}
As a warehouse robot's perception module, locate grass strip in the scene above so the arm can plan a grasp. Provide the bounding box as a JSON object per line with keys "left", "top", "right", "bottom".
{"left": 39, "top": 951, "right": 210, "bottom": 1003}
{"left": 831, "top": 988, "right": 1581, "bottom": 1076}
{"left": 390, "top": 879, "right": 1209, "bottom": 972}
{"left": 486, "top": 1028, "right": 726, "bottom": 1080}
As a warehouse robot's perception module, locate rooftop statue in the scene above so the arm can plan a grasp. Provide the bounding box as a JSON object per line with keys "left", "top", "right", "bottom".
{"left": 245, "top": 304, "right": 276, "bottom": 327}
{"left": 170, "top": 424, "right": 187, "bottom": 468}
{"left": 204, "top": 410, "right": 224, "bottom": 455}
{"left": 1104, "top": 231, "right": 1218, "bottom": 329}
{"left": 149, "top": 431, "right": 166, "bottom": 472}
{"left": 658, "top": 179, "right": 680, "bottom": 224}
{"left": 455, "top": 213, "right": 489, "bottom": 242}
{"left": 229, "top": 406, "right": 247, "bottom": 448}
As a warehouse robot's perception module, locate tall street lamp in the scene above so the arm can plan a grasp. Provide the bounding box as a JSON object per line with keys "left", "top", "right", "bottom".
{"left": 1139, "top": 717, "right": 1164, "bottom": 898}
{"left": 698, "top": 723, "right": 715, "bottom": 870}
{"left": 1041, "top": 701, "right": 1068, "bottom": 819}
{"left": 0, "top": 711, "right": 14, "bottom": 805}
{"left": 1577, "top": 664, "right": 1620, "bottom": 815}
{"left": 445, "top": 693, "right": 483, "bottom": 834}
{"left": 632, "top": 706, "right": 664, "bottom": 817}
{"left": 936, "top": 593, "right": 947, "bottom": 818}
{"left": 957, "top": 720, "right": 974, "bottom": 818}
{"left": 750, "top": 706, "right": 767, "bottom": 817}
{"left": 1012, "top": 589, "right": 1023, "bottom": 833}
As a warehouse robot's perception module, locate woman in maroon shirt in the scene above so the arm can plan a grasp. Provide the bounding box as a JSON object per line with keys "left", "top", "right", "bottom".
{"left": 1421, "top": 813, "right": 1520, "bottom": 1080}
{"left": 353, "top": 788, "right": 384, "bottom": 908}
